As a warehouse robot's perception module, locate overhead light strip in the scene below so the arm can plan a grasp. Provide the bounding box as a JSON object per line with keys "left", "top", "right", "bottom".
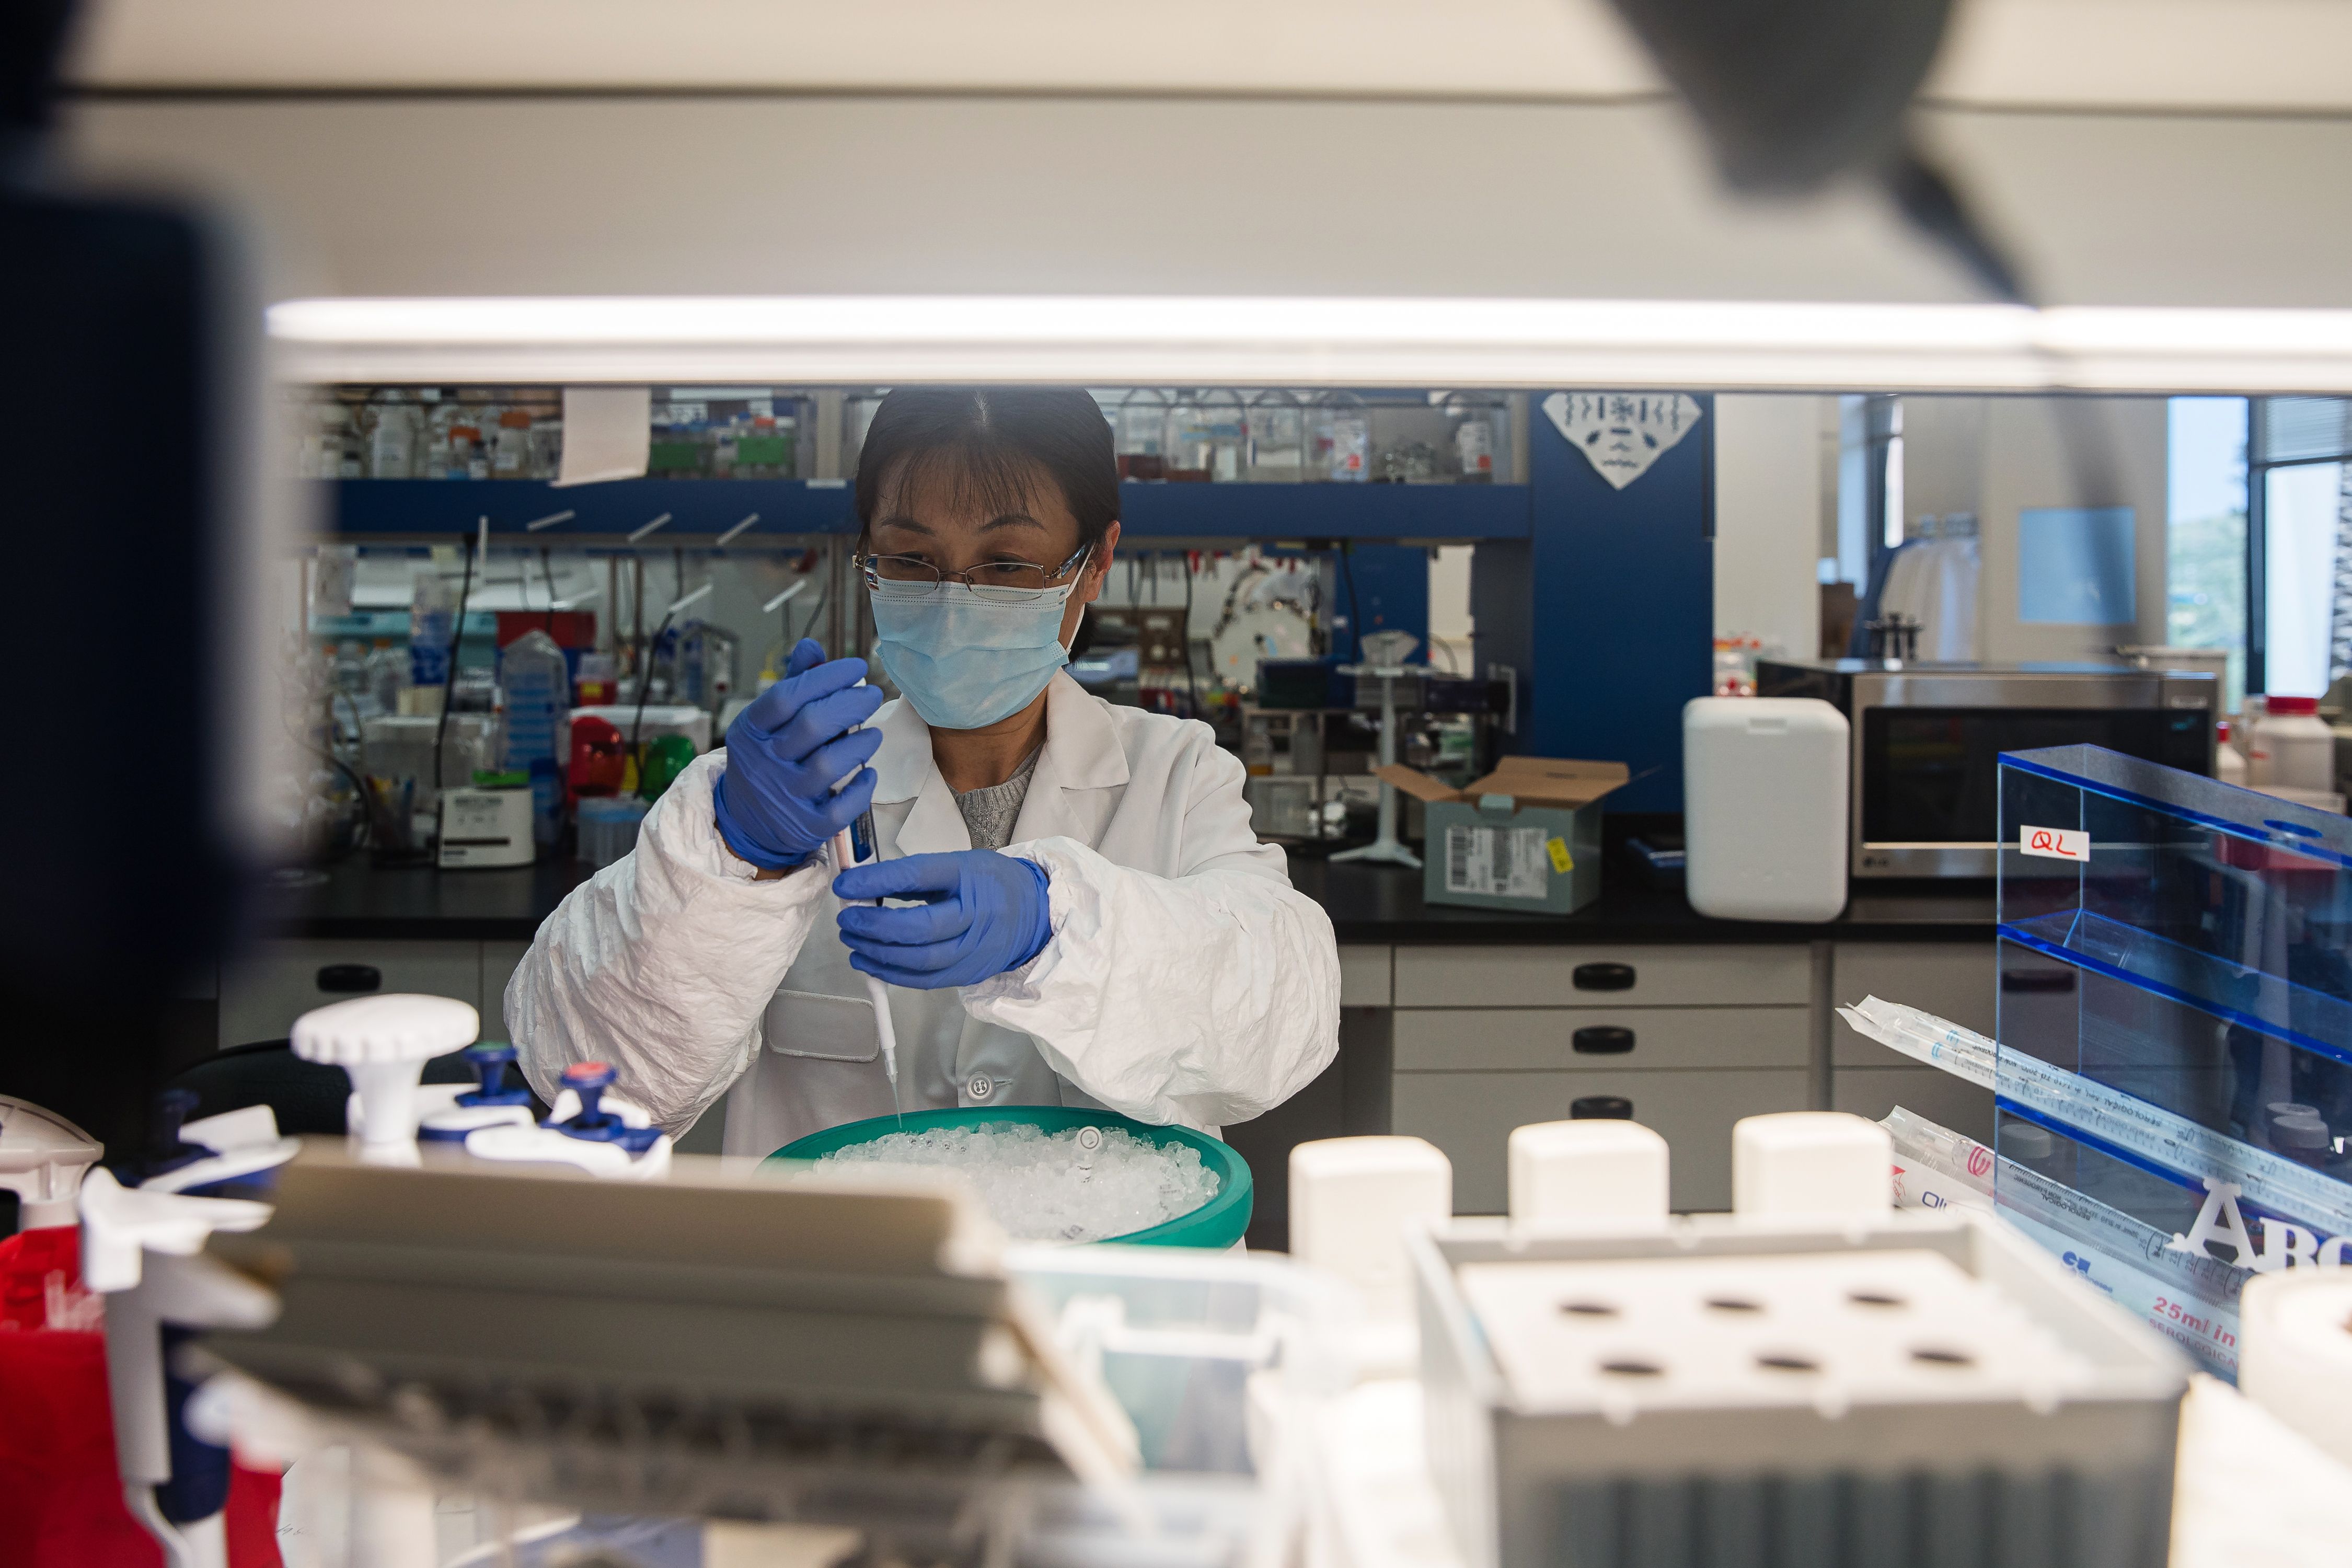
{"left": 266, "top": 295, "right": 2352, "bottom": 394}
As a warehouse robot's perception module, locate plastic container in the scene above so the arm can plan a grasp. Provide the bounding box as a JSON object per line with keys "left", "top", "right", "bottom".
{"left": 1682, "top": 696, "right": 1850, "bottom": 921}
{"left": 1115, "top": 388, "right": 1171, "bottom": 480}
{"left": 498, "top": 629, "right": 570, "bottom": 847}
{"left": 564, "top": 703, "right": 711, "bottom": 757}
{"left": 1166, "top": 389, "right": 1245, "bottom": 482}
{"left": 575, "top": 795, "right": 651, "bottom": 868}
{"left": 361, "top": 714, "right": 499, "bottom": 799}
{"left": 367, "top": 390, "right": 419, "bottom": 479}
{"left": 1997, "top": 744, "right": 2352, "bottom": 1379}
{"left": 1244, "top": 389, "right": 1306, "bottom": 482}
{"left": 676, "top": 621, "right": 739, "bottom": 712}
{"left": 2215, "top": 718, "right": 2247, "bottom": 784}
{"left": 408, "top": 570, "right": 457, "bottom": 690}
{"left": 1440, "top": 390, "right": 1511, "bottom": 485}
{"left": 1307, "top": 391, "right": 1370, "bottom": 483}
{"left": 769, "top": 1106, "right": 1253, "bottom": 1249}
{"left": 492, "top": 409, "right": 535, "bottom": 478}
{"left": 2247, "top": 694, "right": 2333, "bottom": 791}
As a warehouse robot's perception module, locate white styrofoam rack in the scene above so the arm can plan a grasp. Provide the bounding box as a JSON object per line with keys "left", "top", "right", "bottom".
{"left": 1458, "top": 1250, "right": 2094, "bottom": 1419}
{"left": 1412, "top": 1209, "right": 2190, "bottom": 1568}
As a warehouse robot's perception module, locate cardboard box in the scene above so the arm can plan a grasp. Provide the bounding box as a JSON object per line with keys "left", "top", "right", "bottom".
{"left": 1376, "top": 757, "right": 1629, "bottom": 915}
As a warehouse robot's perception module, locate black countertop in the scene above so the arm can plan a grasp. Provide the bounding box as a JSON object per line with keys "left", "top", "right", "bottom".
{"left": 259, "top": 857, "right": 593, "bottom": 943}
{"left": 261, "top": 853, "right": 1995, "bottom": 947}
{"left": 1288, "top": 859, "right": 1994, "bottom": 943}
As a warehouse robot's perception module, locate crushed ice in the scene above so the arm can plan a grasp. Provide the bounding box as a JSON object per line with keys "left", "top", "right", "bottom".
{"left": 815, "top": 1122, "right": 1220, "bottom": 1242}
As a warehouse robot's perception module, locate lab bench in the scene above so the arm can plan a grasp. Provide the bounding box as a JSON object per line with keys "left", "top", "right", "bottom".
{"left": 227, "top": 856, "right": 2000, "bottom": 1241}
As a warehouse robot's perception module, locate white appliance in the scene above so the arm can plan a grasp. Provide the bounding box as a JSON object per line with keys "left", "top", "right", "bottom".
{"left": 437, "top": 786, "right": 536, "bottom": 869}
{"left": 1683, "top": 697, "right": 1848, "bottom": 922}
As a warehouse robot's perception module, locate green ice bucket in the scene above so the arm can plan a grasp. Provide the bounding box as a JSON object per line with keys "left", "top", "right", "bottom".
{"left": 768, "top": 1105, "right": 1252, "bottom": 1249}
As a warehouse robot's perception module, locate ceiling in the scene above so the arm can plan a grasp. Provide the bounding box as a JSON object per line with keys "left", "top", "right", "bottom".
{"left": 64, "top": 0, "right": 2352, "bottom": 113}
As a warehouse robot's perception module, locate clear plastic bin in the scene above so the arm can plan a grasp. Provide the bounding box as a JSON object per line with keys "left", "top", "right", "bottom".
{"left": 1996, "top": 745, "right": 2352, "bottom": 1376}
{"left": 575, "top": 796, "right": 651, "bottom": 868}
{"left": 1005, "top": 1242, "right": 1358, "bottom": 1477}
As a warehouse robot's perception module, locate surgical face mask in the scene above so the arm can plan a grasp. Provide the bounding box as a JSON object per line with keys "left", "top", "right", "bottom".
{"left": 869, "top": 578, "right": 1080, "bottom": 731}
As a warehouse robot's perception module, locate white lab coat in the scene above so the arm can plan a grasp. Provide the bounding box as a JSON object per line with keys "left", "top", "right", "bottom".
{"left": 505, "top": 672, "right": 1342, "bottom": 1157}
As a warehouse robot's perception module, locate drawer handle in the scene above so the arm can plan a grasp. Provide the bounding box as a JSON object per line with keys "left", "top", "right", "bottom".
{"left": 1572, "top": 1026, "right": 1636, "bottom": 1055}
{"left": 1571, "top": 1095, "right": 1633, "bottom": 1121}
{"left": 2000, "top": 969, "right": 2075, "bottom": 994}
{"left": 317, "top": 964, "right": 382, "bottom": 994}
{"left": 1573, "top": 962, "right": 1636, "bottom": 993}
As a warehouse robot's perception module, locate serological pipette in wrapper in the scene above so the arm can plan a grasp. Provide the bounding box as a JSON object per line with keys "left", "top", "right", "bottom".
{"left": 1836, "top": 995, "right": 1997, "bottom": 1088}
{"left": 831, "top": 682, "right": 902, "bottom": 1122}
{"left": 833, "top": 809, "right": 902, "bottom": 1122}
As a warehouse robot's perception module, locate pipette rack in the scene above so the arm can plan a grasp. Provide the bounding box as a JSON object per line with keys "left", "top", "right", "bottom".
{"left": 194, "top": 1143, "right": 1349, "bottom": 1565}
{"left": 1412, "top": 1208, "right": 2187, "bottom": 1568}
{"left": 1996, "top": 745, "right": 2352, "bottom": 1377}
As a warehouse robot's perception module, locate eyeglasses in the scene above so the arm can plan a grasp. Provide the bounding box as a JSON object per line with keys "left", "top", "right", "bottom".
{"left": 856, "top": 544, "right": 1094, "bottom": 601}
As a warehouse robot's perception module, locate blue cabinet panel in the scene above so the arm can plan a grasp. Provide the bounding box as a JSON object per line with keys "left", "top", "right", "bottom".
{"left": 1523, "top": 395, "right": 1713, "bottom": 813}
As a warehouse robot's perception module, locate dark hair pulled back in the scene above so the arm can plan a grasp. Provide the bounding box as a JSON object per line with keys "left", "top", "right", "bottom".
{"left": 854, "top": 387, "right": 1119, "bottom": 551}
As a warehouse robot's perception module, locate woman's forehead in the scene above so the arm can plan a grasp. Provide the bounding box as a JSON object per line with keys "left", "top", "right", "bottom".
{"left": 875, "top": 448, "right": 1077, "bottom": 537}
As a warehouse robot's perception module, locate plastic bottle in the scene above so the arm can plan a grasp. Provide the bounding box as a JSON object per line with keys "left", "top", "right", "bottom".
{"left": 329, "top": 642, "right": 369, "bottom": 712}
{"left": 499, "top": 629, "right": 570, "bottom": 846}
{"left": 574, "top": 650, "right": 619, "bottom": 706}
{"left": 409, "top": 570, "right": 457, "bottom": 690}
{"left": 365, "top": 639, "right": 409, "bottom": 713}
{"left": 1308, "top": 391, "right": 1371, "bottom": 483}
{"left": 448, "top": 423, "right": 486, "bottom": 480}
{"left": 2215, "top": 719, "right": 2248, "bottom": 785}
{"left": 1246, "top": 390, "right": 1306, "bottom": 482}
{"left": 368, "top": 390, "right": 420, "bottom": 478}
{"left": 420, "top": 401, "right": 456, "bottom": 480}
{"left": 1116, "top": 389, "right": 1170, "bottom": 480}
{"left": 2247, "top": 695, "right": 2333, "bottom": 791}
{"left": 1442, "top": 390, "right": 1511, "bottom": 484}
{"left": 493, "top": 409, "right": 535, "bottom": 478}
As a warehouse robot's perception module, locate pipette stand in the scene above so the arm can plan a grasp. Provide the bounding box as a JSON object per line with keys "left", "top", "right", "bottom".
{"left": 1331, "top": 666, "right": 1422, "bottom": 869}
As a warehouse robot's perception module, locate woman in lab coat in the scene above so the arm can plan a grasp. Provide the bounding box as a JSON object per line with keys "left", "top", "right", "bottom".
{"left": 507, "top": 387, "right": 1341, "bottom": 1156}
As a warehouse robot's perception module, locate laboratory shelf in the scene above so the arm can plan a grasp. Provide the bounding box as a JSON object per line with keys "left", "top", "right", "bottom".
{"left": 1113, "top": 481, "right": 1531, "bottom": 541}
{"left": 1991, "top": 744, "right": 2352, "bottom": 1381}
{"left": 322, "top": 477, "right": 857, "bottom": 539}
{"left": 1999, "top": 907, "right": 2352, "bottom": 1072}
{"left": 320, "top": 478, "right": 1532, "bottom": 543}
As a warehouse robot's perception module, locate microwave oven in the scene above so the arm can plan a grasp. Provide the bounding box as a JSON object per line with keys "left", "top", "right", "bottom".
{"left": 1751, "top": 660, "right": 2219, "bottom": 878}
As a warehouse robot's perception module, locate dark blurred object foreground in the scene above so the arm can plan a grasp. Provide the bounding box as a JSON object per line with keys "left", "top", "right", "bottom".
{"left": 0, "top": 0, "right": 274, "bottom": 1169}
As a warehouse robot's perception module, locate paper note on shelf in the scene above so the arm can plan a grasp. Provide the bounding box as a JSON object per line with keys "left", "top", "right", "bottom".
{"left": 2020, "top": 825, "right": 2091, "bottom": 861}
{"left": 555, "top": 385, "right": 653, "bottom": 488}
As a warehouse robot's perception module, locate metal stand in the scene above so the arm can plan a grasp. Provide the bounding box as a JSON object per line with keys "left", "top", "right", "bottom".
{"left": 1330, "top": 666, "right": 1422, "bottom": 868}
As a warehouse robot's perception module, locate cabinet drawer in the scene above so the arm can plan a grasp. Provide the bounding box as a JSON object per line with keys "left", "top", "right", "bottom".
{"left": 1393, "top": 944, "right": 1811, "bottom": 1009}
{"left": 1394, "top": 1006, "right": 1807, "bottom": 1072}
{"left": 220, "top": 939, "right": 481, "bottom": 1050}
{"left": 1394, "top": 1068, "right": 1808, "bottom": 1215}
{"left": 1832, "top": 1065, "right": 1994, "bottom": 1145}
{"left": 1336, "top": 944, "right": 1393, "bottom": 1008}
{"left": 1830, "top": 942, "right": 1996, "bottom": 1064}
{"left": 481, "top": 940, "right": 534, "bottom": 1041}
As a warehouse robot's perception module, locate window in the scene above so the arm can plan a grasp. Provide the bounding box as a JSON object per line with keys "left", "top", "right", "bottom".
{"left": 2250, "top": 397, "right": 2352, "bottom": 700}
{"left": 2165, "top": 397, "right": 2248, "bottom": 710}
{"left": 1835, "top": 394, "right": 1903, "bottom": 584}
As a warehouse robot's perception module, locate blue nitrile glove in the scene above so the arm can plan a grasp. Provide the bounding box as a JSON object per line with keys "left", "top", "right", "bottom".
{"left": 834, "top": 849, "right": 1055, "bottom": 989}
{"left": 712, "top": 638, "right": 885, "bottom": 871}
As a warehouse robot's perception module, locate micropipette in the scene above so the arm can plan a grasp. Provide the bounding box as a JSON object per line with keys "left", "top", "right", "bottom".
{"left": 832, "top": 808, "right": 902, "bottom": 1125}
